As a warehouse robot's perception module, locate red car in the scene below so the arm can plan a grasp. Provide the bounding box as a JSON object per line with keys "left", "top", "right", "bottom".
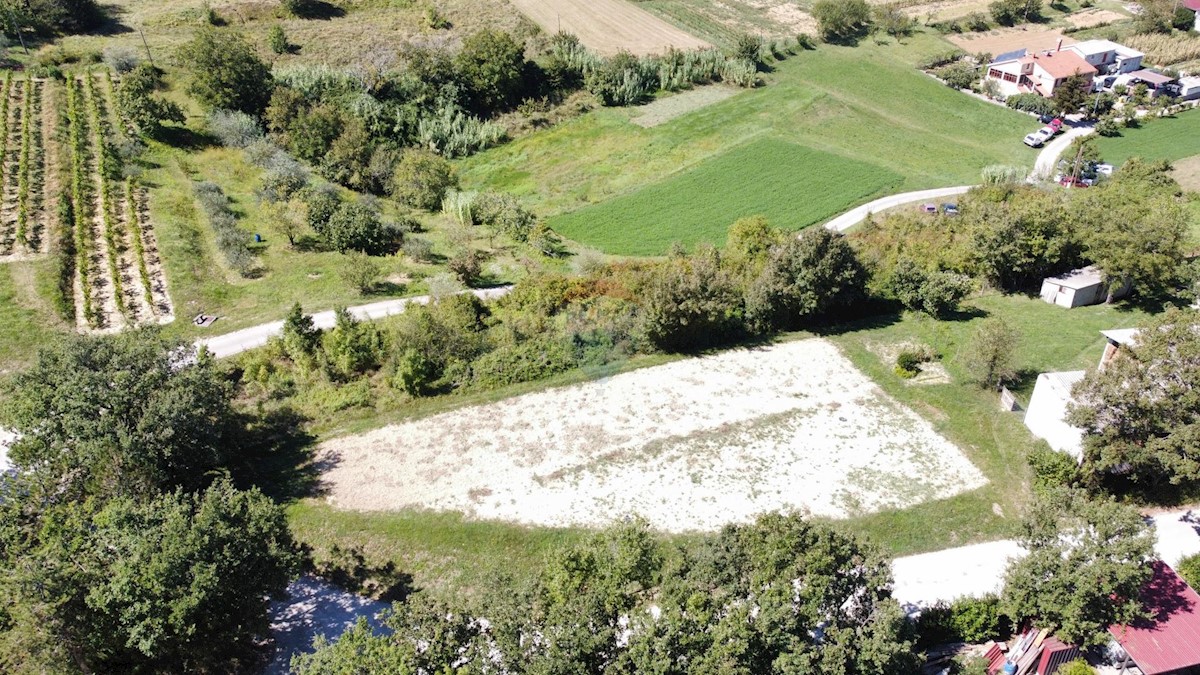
{"left": 1058, "top": 176, "right": 1090, "bottom": 188}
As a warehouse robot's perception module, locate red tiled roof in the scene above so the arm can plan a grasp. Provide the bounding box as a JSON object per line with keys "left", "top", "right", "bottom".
{"left": 1109, "top": 561, "right": 1200, "bottom": 675}
{"left": 1182, "top": 0, "right": 1200, "bottom": 12}
{"left": 1023, "top": 50, "right": 1097, "bottom": 79}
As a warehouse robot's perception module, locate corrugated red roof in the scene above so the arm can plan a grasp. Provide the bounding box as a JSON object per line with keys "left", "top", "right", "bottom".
{"left": 1109, "top": 561, "right": 1200, "bottom": 675}
{"left": 1182, "top": 0, "right": 1200, "bottom": 12}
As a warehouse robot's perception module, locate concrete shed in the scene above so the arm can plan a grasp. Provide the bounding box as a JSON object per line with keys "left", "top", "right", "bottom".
{"left": 1039, "top": 266, "right": 1130, "bottom": 308}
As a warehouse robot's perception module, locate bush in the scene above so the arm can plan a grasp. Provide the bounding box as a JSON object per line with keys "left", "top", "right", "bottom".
{"left": 1178, "top": 553, "right": 1200, "bottom": 590}
{"left": 324, "top": 200, "right": 390, "bottom": 254}
{"left": 102, "top": 46, "right": 141, "bottom": 73}
{"left": 337, "top": 252, "right": 382, "bottom": 295}
{"left": 193, "top": 181, "right": 253, "bottom": 275}
{"left": 448, "top": 249, "right": 484, "bottom": 285}
{"left": 471, "top": 337, "right": 578, "bottom": 389}
{"left": 180, "top": 27, "right": 273, "bottom": 115}
{"left": 812, "top": 0, "right": 872, "bottom": 42}
{"left": 402, "top": 236, "right": 435, "bottom": 263}
{"left": 268, "top": 25, "right": 289, "bottom": 55}
{"left": 918, "top": 49, "right": 967, "bottom": 70}
{"left": 390, "top": 149, "right": 457, "bottom": 211}
{"left": 1058, "top": 660, "right": 1095, "bottom": 675}
{"left": 936, "top": 61, "right": 978, "bottom": 89}
{"left": 416, "top": 104, "right": 506, "bottom": 158}
{"left": 474, "top": 191, "right": 535, "bottom": 243}
{"left": 916, "top": 595, "right": 1011, "bottom": 649}
{"left": 208, "top": 109, "right": 264, "bottom": 148}
{"left": 965, "top": 12, "right": 990, "bottom": 31}
{"left": 1028, "top": 445, "right": 1080, "bottom": 493}
{"left": 1006, "top": 92, "right": 1055, "bottom": 116}
{"left": 895, "top": 349, "right": 924, "bottom": 378}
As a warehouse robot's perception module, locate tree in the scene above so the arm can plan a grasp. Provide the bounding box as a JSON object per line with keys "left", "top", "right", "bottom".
{"left": 324, "top": 200, "right": 390, "bottom": 254}
{"left": 337, "top": 251, "right": 383, "bottom": 295}
{"left": 1052, "top": 73, "right": 1091, "bottom": 116}
{"left": 874, "top": 4, "right": 916, "bottom": 37}
{"left": 744, "top": 227, "right": 867, "bottom": 333}
{"left": 962, "top": 317, "right": 1018, "bottom": 389}
{"left": 281, "top": 301, "right": 321, "bottom": 364}
{"left": 116, "top": 64, "right": 186, "bottom": 137}
{"left": 812, "top": 0, "right": 872, "bottom": 42}
{"left": 454, "top": 29, "right": 528, "bottom": 116}
{"left": 179, "top": 27, "right": 274, "bottom": 115}
{"left": 965, "top": 186, "right": 1080, "bottom": 291}
{"left": 304, "top": 184, "right": 341, "bottom": 235}
{"left": 294, "top": 514, "right": 919, "bottom": 673}
{"left": 390, "top": 149, "right": 458, "bottom": 210}
{"left": 638, "top": 246, "right": 743, "bottom": 352}
{"left": 990, "top": 0, "right": 1040, "bottom": 25}
{"left": 321, "top": 307, "right": 384, "bottom": 379}
{"left": 0, "top": 480, "right": 300, "bottom": 672}
{"left": 1068, "top": 308, "right": 1200, "bottom": 486}
{"left": 4, "top": 0, "right": 102, "bottom": 35}
{"left": 889, "top": 258, "right": 973, "bottom": 317}
{"left": 1178, "top": 553, "right": 1200, "bottom": 590}
{"left": 6, "top": 330, "right": 238, "bottom": 501}
{"left": 261, "top": 198, "right": 305, "bottom": 247}
{"left": 1078, "top": 161, "right": 1188, "bottom": 301}
{"left": 936, "top": 61, "right": 979, "bottom": 89}
{"left": 1002, "top": 489, "right": 1153, "bottom": 645}
{"left": 725, "top": 215, "right": 784, "bottom": 274}
{"left": 473, "top": 191, "right": 535, "bottom": 243}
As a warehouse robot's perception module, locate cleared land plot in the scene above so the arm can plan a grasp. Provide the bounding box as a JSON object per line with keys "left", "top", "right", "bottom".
{"left": 1171, "top": 154, "right": 1200, "bottom": 192}
{"left": 1094, "top": 109, "right": 1200, "bottom": 167}
{"left": 947, "top": 28, "right": 1075, "bottom": 55}
{"left": 509, "top": 0, "right": 709, "bottom": 56}
{"left": 631, "top": 84, "right": 742, "bottom": 128}
{"left": 550, "top": 138, "right": 902, "bottom": 255}
{"left": 1068, "top": 8, "right": 1126, "bottom": 28}
{"left": 639, "top": 0, "right": 815, "bottom": 44}
{"left": 317, "top": 338, "right": 988, "bottom": 532}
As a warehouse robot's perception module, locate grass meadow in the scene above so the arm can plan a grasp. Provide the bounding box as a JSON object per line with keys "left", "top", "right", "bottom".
{"left": 0, "top": 260, "right": 66, "bottom": 372}
{"left": 460, "top": 33, "right": 1036, "bottom": 253}
{"left": 1094, "top": 108, "right": 1200, "bottom": 168}
{"left": 550, "top": 139, "right": 902, "bottom": 254}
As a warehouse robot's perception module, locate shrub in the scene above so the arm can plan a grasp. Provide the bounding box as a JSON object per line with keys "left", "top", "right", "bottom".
{"left": 895, "top": 350, "right": 924, "bottom": 378}
{"left": 470, "top": 337, "right": 578, "bottom": 389}
{"left": 208, "top": 109, "right": 264, "bottom": 148}
{"left": 180, "top": 27, "right": 273, "bottom": 115}
{"left": 981, "top": 164, "right": 1027, "bottom": 184}
{"left": 965, "top": 12, "right": 990, "bottom": 31}
{"left": 1058, "top": 660, "right": 1095, "bottom": 675}
{"left": 1006, "top": 92, "right": 1055, "bottom": 116}
{"left": 474, "top": 191, "right": 535, "bottom": 243}
{"left": 812, "top": 0, "right": 872, "bottom": 42}
{"left": 1028, "top": 445, "right": 1080, "bottom": 493}
{"left": 1178, "top": 553, "right": 1200, "bottom": 590}
{"left": 402, "top": 236, "right": 435, "bottom": 263}
{"left": 916, "top": 595, "right": 1011, "bottom": 648}
{"left": 102, "top": 46, "right": 141, "bottom": 73}
{"left": 919, "top": 49, "right": 967, "bottom": 70}
{"left": 324, "top": 200, "right": 390, "bottom": 254}
{"left": 936, "top": 61, "right": 978, "bottom": 89}
{"left": 390, "top": 149, "right": 457, "bottom": 211}
{"left": 448, "top": 249, "right": 484, "bottom": 285}
{"left": 259, "top": 149, "right": 309, "bottom": 202}
{"left": 193, "top": 181, "right": 254, "bottom": 275}
{"left": 337, "top": 252, "right": 382, "bottom": 295}
{"left": 268, "top": 25, "right": 289, "bottom": 55}
{"left": 416, "top": 104, "right": 506, "bottom": 158}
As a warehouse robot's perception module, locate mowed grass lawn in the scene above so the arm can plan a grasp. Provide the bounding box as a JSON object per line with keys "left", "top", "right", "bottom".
{"left": 460, "top": 32, "right": 1035, "bottom": 255}
{"left": 1094, "top": 108, "right": 1200, "bottom": 167}
{"left": 550, "top": 139, "right": 901, "bottom": 254}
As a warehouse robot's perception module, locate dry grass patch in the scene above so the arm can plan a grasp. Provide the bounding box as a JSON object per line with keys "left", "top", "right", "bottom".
{"left": 947, "top": 27, "right": 1075, "bottom": 55}
{"left": 509, "top": 0, "right": 710, "bottom": 56}
{"left": 1170, "top": 154, "right": 1200, "bottom": 192}
{"left": 630, "top": 84, "right": 743, "bottom": 128}
{"left": 1067, "top": 8, "right": 1126, "bottom": 28}
{"left": 317, "top": 338, "right": 987, "bottom": 532}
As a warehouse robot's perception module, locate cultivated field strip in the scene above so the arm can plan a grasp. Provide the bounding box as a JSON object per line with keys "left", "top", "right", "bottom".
{"left": 0, "top": 77, "right": 53, "bottom": 261}
{"left": 63, "top": 72, "right": 172, "bottom": 330}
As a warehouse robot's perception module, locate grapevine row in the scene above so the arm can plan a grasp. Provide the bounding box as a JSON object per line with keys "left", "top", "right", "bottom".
{"left": 125, "top": 178, "right": 154, "bottom": 310}
{"left": 84, "top": 74, "right": 126, "bottom": 320}
{"left": 15, "top": 78, "right": 32, "bottom": 248}
{"left": 0, "top": 71, "right": 10, "bottom": 194}
{"left": 65, "top": 76, "right": 96, "bottom": 327}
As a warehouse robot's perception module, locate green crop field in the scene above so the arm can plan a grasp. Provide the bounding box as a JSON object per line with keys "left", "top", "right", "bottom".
{"left": 460, "top": 33, "right": 1036, "bottom": 255}
{"left": 550, "top": 138, "right": 901, "bottom": 255}
{"left": 1094, "top": 108, "right": 1200, "bottom": 167}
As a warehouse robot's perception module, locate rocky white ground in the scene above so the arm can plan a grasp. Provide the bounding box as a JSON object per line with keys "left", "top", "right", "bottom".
{"left": 317, "top": 338, "right": 987, "bottom": 532}
{"left": 266, "top": 576, "right": 387, "bottom": 674}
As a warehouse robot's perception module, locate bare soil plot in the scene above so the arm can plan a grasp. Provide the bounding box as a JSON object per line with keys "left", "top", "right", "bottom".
{"left": 318, "top": 339, "right": 987, "bottom": 532}
{"left": 900, "top": 0, "right": 993, "bottom": 21}
{"left": 509, "top": 0, "right": 710, "bottom": 56}
{"left": 1068, "top": 8, "right": 1126, "bottom": 28}
{"left": 631, "top": 84, "right": 742, "bottom": 128}
{"left": 947, "top": 27, "right": 1075, "bottom": 55}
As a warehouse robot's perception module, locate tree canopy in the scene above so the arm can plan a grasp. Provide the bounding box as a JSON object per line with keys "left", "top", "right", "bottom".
{"left": 293, "top": 514, "right": 920, "bottom": 674}
{"left": 812, "top": 0, "right": 873, "bottom": 42}
{"left": 1002, "top": 490, "right": 1153, "bottom": 645}
{"left": 179, "top": 27, "right": 274, "bottom": 115}
{"left": 1069, "top": 308, "right": 1200, "bottom": 487}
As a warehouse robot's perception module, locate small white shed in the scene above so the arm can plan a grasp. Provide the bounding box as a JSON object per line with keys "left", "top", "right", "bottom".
{"left": 1039, "top": 266, "right": 1129, "bottom": 308}
{"left": 1023, "top": 370, "right": 1086, "bottom": 461}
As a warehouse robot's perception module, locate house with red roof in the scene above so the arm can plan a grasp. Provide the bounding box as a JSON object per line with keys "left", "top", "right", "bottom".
{"left": 1108, "top": 560, "right": 1200, "bottom": 675}
{"left": 986, "top": 46, "right": 1098, "bottom": 99}
{"left": 1183, "top": 0, "right": 1200, "bottom": 32}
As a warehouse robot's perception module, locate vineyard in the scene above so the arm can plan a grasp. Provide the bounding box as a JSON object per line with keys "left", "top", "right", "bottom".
{"left": 57, "top": 71, "right": 174, "bottom": 331}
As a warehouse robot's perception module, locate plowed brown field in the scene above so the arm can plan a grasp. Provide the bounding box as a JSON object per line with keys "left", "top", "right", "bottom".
{"left": 509, "top": 0, "right": 710, "bottom": 56}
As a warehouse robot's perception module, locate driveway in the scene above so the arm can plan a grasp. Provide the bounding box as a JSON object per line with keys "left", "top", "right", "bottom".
{"left": 1032, "top": 123, "right": 1095, "bottom": 181}
{"left": 822, "top": 186, "right": 974, "bottom": 232}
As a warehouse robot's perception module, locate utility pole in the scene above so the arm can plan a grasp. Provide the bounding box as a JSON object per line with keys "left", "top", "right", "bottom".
{"left": 3, "top": 5, "right": 29, "bottom": 56}
{"left": 138, "top": 27, "right": 154, "bottom": 68}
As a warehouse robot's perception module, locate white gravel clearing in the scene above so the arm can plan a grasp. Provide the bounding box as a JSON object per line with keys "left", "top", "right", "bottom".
{"left": 319, "top": 339, "right": 986, "bottom": 531}
{"left": 266, "top": 575, "right": 387, "bottom": 674}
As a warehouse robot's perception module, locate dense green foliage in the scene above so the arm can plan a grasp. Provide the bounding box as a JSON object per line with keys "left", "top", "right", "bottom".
{"left": 962, "top": 318, "right": 1019, "bottom": 389}
{"left": 293, "top": 514, "right": 919, "bottom": 674}
{"left": 116, "top": 64, "right": 185, "bottom": 137}
{"left": 1178, "top": 553, "right": 1200, "bottom": 590}
{"left": 1, "top": 0, "right": 101, "bottom": 35}
{"left": 551, "top": 139, "right": 901, "bottom": 256}
{"left": 0, "top": 332, "right": 301, "bottom": 673}
{"left": 812, "top": 0, "right": 873, "bottom": 42}
{"left": 1069, "top": 308, "right": 1200, "bottom": 488}
{"left": 989, "top": 0, "right": 1042, "bottom": 25}
{"left": 1002, "top": 490, "right": 1153, "bottom": 645}
{"left": 916, "top": 595, "right": 1011, "bottom": 648}
{"left": 180, "top": 27, "right": 274, "bottom": 115}
{"left": 390, "top": 149, "right": 457, "bottom": 210}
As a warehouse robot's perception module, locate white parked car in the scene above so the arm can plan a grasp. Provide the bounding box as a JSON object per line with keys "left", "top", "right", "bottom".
{"left": 1023, "top": 129, "right": 1053, "bottom": 147}
{"left": 1095, "top": 163, "right": 1114, "bottom": 176}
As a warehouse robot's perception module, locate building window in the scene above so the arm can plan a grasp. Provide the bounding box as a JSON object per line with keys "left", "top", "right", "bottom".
{"left": 1004, "top": 72, "right": 1018, "bottom": 83}
{"left": 989, "top": 69, "right": 1002, "bottom": 79}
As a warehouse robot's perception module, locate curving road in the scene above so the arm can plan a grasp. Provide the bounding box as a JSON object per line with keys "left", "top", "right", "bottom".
{"left": 196, "top": 287, "right": 511, "bottom": 359}
{"left": 822, "top": 186, "right": 974, "bottom": 232}
{"left": 1032, "top": 123, "right": 1095, "bottom": 181}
